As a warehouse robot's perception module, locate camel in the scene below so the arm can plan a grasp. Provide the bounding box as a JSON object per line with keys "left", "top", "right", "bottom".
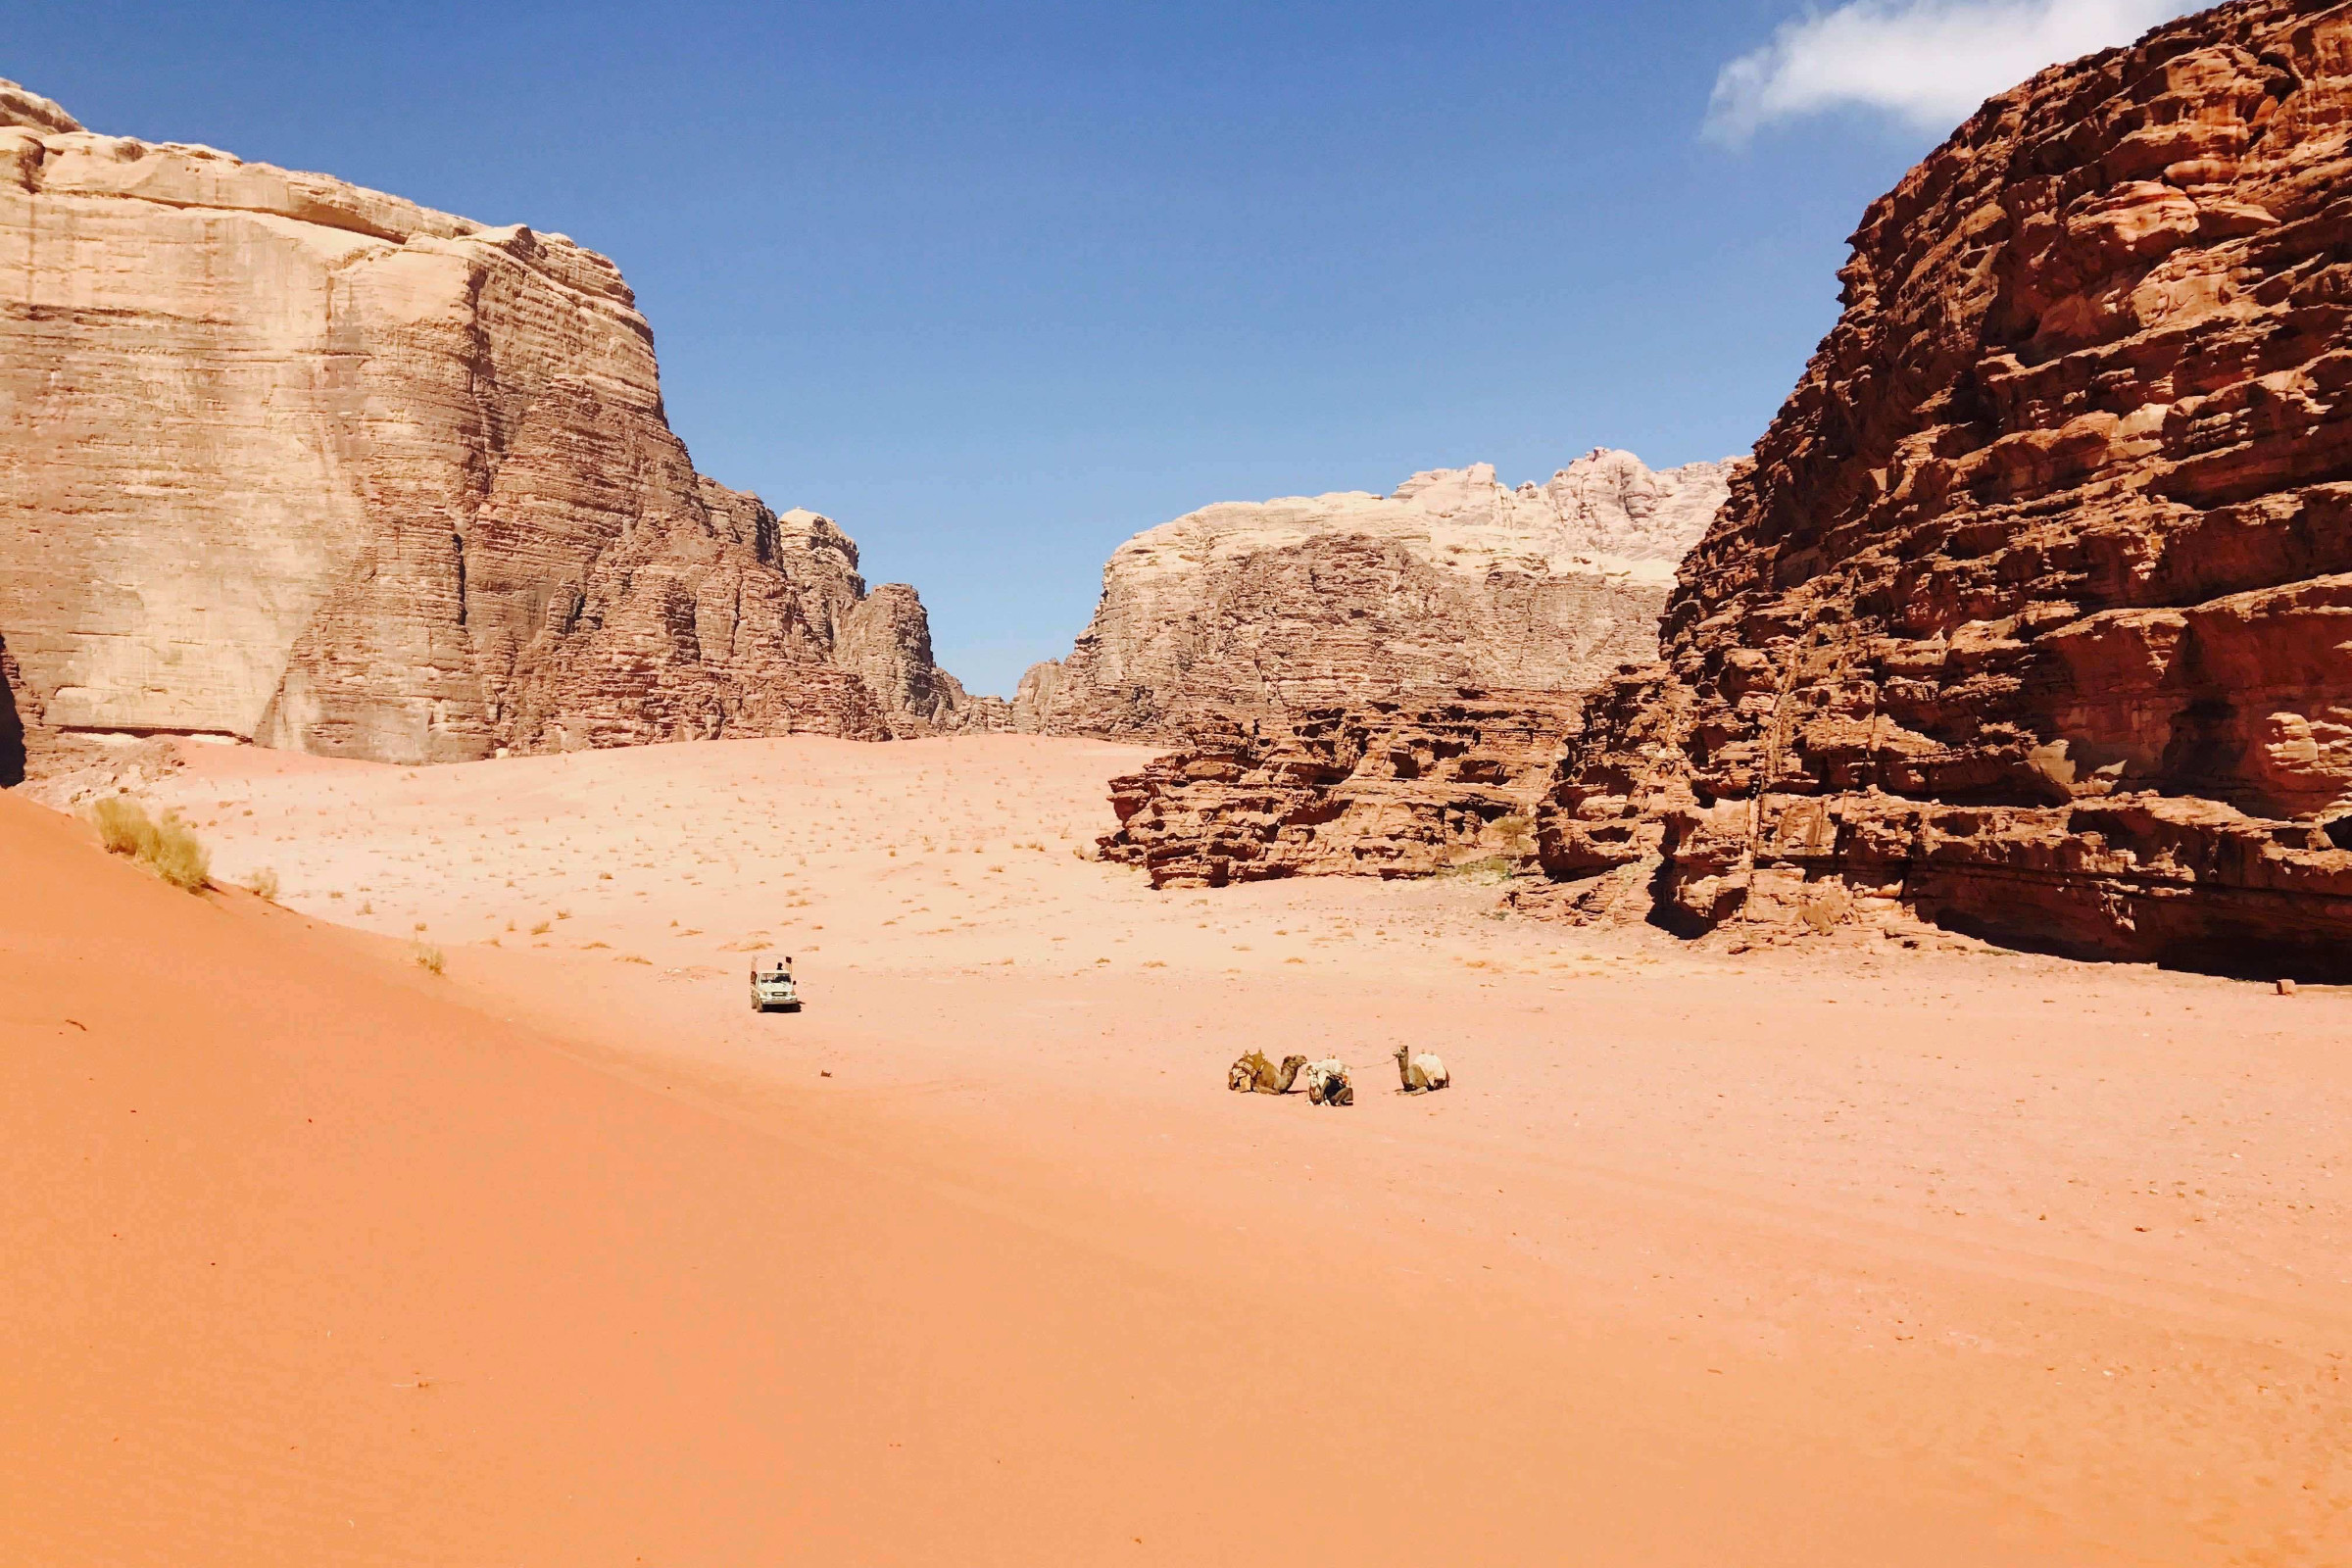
{"left": 1303, "top": 1058, "right": 1353, "bottom": 1106}
{"left": 1395, "top": 1046, "right": 1449, "bottom": 1093}
{"left": 1228, "top": 1051, "right": 1309, "bottom": 1095}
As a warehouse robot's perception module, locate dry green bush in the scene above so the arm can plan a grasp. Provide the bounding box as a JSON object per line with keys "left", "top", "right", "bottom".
{"left": 88, "top": 797, "right": 211, "bottom": 892}
{"left": 1492, "top": 814, "right": 1536, "bottom": 856}
{"left": 91, "top": 796, "right": 150, "bottom": 857}
{"left": 245, "top": 867, "right": 281, "bottom": 902}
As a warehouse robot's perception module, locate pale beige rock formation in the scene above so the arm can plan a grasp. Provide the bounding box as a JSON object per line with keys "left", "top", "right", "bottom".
{"left": 1015, "top": 451, "right": 1738, "bottom": 744}
{"left": 0, "top": 80, "right": 993, "bottom": 780}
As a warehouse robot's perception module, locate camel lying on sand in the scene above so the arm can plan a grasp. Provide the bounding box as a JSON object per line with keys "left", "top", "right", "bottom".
{"left": 1303, "top": 1058, "right": 1353, "bottom": 1106}
{"left": 1395, "top": 1047, "right": 1449, "bottom": 1093}
{"left": 1228, "top": 1052, "right": 1309, "bottom": 1095}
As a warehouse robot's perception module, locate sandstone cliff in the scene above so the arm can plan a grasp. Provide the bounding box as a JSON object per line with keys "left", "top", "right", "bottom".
{"left": 1100, "top": 689, "right": 1580, "bottom": 888}
{"left": 1016, "top": 451, "right": 1737, "bottom": 743}
{"left": 1541, "top": 0, "right": 2352, "bottom": 972}
{"left": 0, "top": 79, "right": 994, "bottom": 781}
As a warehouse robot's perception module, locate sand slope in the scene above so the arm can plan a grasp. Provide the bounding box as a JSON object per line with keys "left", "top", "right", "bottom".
{"left": 9, "top": 739, "right": 2351, "bottom": 1562}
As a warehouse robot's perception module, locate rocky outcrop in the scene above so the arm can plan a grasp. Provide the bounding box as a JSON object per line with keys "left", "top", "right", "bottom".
{"left": 0, "top": 79, "right": 993, "bottom": 772}
{"left": 1540, "top": 0, "right": 2352, "bottom": 974}
{"left": 1099, "top": 689, "right": 1581, "bottom": 888}
{"left": 838, "top": 583, "right": 1011, "bottom": 738}
{"left": 1018, "top": 451, "right": 1737, "bottom": 744}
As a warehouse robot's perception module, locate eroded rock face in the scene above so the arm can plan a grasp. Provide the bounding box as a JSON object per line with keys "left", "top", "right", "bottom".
{"left": 1542, "top": 0, "right": 2352, "bottom": 971}
{"left": 1018, "top": 451, "right": 1737, "bottom": 744}
{"left": 1099, "top": 689, "right": 1581, "bottom": 888}
{"left": 0, "top": 80, "right": 992, "bottom": 769}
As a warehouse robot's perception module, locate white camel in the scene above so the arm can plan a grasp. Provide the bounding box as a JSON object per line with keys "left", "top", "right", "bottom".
{"left": 1395, "top": 1045, "right": 1450, "bottom": 1093}
{"left": 1303, "top": 1058, "right": 1353, "bottom": 1106}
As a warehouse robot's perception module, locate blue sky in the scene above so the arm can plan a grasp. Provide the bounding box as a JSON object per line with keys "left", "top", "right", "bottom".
{"left": 13, "top": 1, "right": 2193, "bottom": 694}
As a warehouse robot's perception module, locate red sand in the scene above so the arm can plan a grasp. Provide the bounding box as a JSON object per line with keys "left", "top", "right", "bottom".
{"left": 6, "top": 737, "right": 2349, "bottom": 1562}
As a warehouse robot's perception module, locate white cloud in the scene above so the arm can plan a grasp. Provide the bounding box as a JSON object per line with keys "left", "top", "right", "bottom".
{"left": 1704, "top": 0, "right": 2201, "bottom": 145}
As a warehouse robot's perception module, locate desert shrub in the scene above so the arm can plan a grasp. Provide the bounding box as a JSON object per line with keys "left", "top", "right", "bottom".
{"left": 147, "top": 819, "right": 209, "bottom": 890}
{"left": 91, "top": 796, "right": 153, "bottom": 858}
{"left": 245, "top": 867, "right": 281, "bottom": 902}
{"left": 411, "top": 942, "right": 446, "bottom": 975}
{"left": 1492, "top": 814, "right": 1536, "bottom": 856}
{"left": 88, "top": 797, "right": 210, "bottom": 891}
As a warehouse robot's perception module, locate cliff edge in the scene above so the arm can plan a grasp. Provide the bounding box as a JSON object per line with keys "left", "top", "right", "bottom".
{"left": 0, "top": 80, "right": 995, "bottom": 778}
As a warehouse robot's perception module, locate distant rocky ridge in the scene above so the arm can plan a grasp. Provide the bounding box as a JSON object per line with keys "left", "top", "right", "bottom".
{"left": 0, "top": 80, "right": 999, "bottom": 783}
{"left": 1015, "top": 450, "right": 1739, "bottom": 744}
{"left": 1533, "top": 0, "right": 2352, "bottom": 971}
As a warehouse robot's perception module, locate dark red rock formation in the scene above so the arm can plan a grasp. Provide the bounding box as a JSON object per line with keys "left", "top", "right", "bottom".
{"left": 1540, "top": 0, "right": 2352, "bottom": 972}
{"left": 1099, "top": 690, "right": 1578, "bottom": 888}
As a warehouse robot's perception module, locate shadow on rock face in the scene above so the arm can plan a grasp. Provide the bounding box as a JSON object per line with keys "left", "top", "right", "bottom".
{"left": 0, "top": 634, "right": 26, "bottom": 787}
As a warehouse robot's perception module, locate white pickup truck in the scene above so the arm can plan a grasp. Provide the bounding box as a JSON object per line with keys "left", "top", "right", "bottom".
{"left": 749, "top": 956, "right": 802, "bottom": 1013}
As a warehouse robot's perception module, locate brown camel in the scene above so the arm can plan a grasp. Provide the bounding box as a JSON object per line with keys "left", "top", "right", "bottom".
{"left": 1227, "top": 1052, "right": 1309, "bottom": 1095}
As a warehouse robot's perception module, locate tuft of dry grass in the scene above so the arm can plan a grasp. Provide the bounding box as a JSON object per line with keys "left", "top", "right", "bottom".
{"left": 89, "top": 797, "right": 211, "bottom": 892}
{"left": 411, "top": 942, "right": 446, "bottom": 975}
{"left": 91, "top": 796, "right": 148, "bottom": 857}
{"left": 245, "top": 867, "right": 281, "bottom": 902}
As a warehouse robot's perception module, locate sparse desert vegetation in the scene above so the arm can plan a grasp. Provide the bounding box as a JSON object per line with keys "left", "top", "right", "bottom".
{"left": 89, "top": 797, "right": 211, "bottom": 891}
{"left": 103, "top": 730, "right": 2352, "bottom": 1564}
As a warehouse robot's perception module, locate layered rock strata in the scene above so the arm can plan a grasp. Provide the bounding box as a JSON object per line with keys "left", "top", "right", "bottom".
{"left": 0, "top": 79, "right": 995, "bottom": 772}
{"left": 1017, "top": 451, "right": 1737, "bottom": 743}
{"left": 1543, "top": 0, "right": 2352, "bottom": 972}
{"left": 1099, "top": 690, "right": 1582, "bottom": 888}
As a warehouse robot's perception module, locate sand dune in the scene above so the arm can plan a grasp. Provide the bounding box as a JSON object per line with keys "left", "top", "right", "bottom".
{"left": 6, "top": 736, "right": 2347, "bottom": 1562}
